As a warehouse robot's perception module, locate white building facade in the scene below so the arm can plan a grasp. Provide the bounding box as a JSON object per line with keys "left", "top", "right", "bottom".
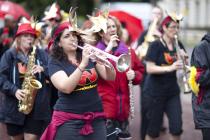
{"left": 158, "top": 0, "right": 210, "bottom": 28}
{"left": 158, "top": 0, "right": 210, "bottom": 45}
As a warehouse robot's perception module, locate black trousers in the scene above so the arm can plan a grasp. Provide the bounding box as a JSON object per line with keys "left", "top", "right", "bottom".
{"left": 106, "top": 119, "right": 131, "bottom": 140}
{"left": 202, "top": 128, "right": 210, "bottom": 140}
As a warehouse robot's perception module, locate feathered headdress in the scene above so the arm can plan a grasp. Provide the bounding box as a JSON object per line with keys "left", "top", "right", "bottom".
{"left": 85, "top": 6, "right": 110, "bottom": 34}
{"left": 68, "top": 7, "right": 87, "bottom": 34}
{"left": 167, "top": 11, "right": 183, "bottom": 22}
{"left": 42, "top": 3, "right": 60, "bottom": 21}
{"left": 160, "top": 11, "right": 183, "bottom": 30}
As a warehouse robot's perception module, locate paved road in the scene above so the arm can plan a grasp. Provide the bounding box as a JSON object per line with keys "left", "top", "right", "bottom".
{"left": 129, "top": 86, "right": 202, "bottom": 140}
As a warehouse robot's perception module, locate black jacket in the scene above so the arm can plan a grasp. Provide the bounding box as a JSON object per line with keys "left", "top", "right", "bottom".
{"left": 191, "top": 33, "right": 210, "bottom": 129}
{"left": 0, "top": 47, "right": 51, "bottom": 125}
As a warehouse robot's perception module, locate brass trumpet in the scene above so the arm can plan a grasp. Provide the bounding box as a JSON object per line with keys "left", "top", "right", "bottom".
{"left": 74, "top": 43, "right": 131, "bottom": 72}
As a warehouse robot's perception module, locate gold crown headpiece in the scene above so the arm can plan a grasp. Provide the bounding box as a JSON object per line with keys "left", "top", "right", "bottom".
{"left": 68, "top": 7, "right": 78, "bottom": 31}
{"left": 85, "top": 4, "right": 110, "bottom": 34}
{"left": 42, "top": 3, "right": 59, "bottom": 21}
{"left": 167, "top": 11, "right": 183, "bottom": 22}
{"left": 68, "top": 7, "right": 87, "bottom": 35}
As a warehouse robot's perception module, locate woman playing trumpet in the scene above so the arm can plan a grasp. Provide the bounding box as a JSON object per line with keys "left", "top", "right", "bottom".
{"left": 41, "top": 21, "right": 116, "bottom": 140}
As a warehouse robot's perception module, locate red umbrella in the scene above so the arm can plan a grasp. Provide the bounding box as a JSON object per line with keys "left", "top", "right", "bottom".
{"left": 109, "top": 10, "right": 144, "bottom": 44}
{"left": 0, "top": 1, "right": 30, "bottom": 20}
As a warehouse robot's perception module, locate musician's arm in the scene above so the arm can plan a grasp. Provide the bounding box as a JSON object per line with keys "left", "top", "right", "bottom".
{"left": 96, "top": 63, "right": 116, "bottom": 81}
{"left": 146, "top": 60, "right": 182, "bottom": 74}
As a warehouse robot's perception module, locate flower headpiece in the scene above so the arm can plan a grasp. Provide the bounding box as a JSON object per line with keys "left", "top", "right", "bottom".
{"left": 161, "top": 11, "right": 183, "bottom": 27}
{"left": 42, "top": 3, "right": 60, "bottom": 21}
{"left": 85, "top": 6, "right": 109, "bottom": 34}
{"left": 168, "top": 11, "right": 183, "bottom": 21}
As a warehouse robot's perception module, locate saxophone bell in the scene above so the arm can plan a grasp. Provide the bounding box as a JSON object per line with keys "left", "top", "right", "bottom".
{"left": 30, "top": 79, "right": 42, "bottom": 89}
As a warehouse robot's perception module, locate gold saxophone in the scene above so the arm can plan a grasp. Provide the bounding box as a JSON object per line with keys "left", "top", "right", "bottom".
{"left": 135, "top": 18, "right": 158, "bottom": 60}
{"left": 18, "top": 45, "right": 42, "bottom": 114}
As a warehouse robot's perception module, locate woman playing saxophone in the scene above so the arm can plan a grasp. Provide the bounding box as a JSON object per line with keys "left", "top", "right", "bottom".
{"left": 0, "top": 22, "right": 51, "bottom": 140}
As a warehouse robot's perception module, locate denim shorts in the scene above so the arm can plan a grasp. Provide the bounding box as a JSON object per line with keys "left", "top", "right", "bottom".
{"left": 146, "top": 94, "right": 183, "bottom": 138}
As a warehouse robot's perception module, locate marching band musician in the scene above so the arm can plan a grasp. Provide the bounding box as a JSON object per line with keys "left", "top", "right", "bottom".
{"left": 40, "top": 20, "right": 116, "bottom": 140}
{"left": 144, "top": 13, "right": 187, "bottom": 140}
{"left": 0, "top": 22, "right": 51, "bottom": 140}
{"left": 42, "top": 2, "right": 62, "bottom": 50}
{"left": 95, "top": 15, "right": 145, "bottom": 140}
{"left": 136, "top": 6, "right": 165, "bottom": 140}
{"left": 137, "top": 5, "right": 163, "bottom": 54}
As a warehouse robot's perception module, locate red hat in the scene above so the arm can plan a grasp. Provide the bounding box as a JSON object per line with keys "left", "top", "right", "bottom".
{"left": 15, "top": 23, "right": 37, "bottom": 37}
{"left": 48, "top": 22, "right": 71, "bottom": 50}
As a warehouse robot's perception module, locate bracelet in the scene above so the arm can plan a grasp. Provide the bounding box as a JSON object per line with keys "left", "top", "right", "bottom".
{"left": 78, "top": 66, "right": 84, "bottom": 73}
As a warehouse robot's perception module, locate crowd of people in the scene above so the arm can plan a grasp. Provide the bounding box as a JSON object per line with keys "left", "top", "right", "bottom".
{"left": 0, "top": 2, "right": 209, "bottom": 140}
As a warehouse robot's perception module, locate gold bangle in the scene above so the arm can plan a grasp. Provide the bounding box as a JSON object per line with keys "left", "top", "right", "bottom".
{"left": 78, "top": 67, "right": 84, "bottom": 73}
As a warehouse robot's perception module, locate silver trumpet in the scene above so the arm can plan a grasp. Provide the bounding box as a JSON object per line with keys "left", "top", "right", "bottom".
{"left": 174, "top": 35, "right": 191, "bottom": 94}
{"left": 74, "top": 43, "right": 131, "bottom": 72}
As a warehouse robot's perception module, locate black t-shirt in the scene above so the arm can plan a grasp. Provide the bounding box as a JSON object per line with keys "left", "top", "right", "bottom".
{"left": 143, "top": 39, "right": 181, "bottom": 96}
{"left": 48, "top": 57, "right": 103, "bottom": 114}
